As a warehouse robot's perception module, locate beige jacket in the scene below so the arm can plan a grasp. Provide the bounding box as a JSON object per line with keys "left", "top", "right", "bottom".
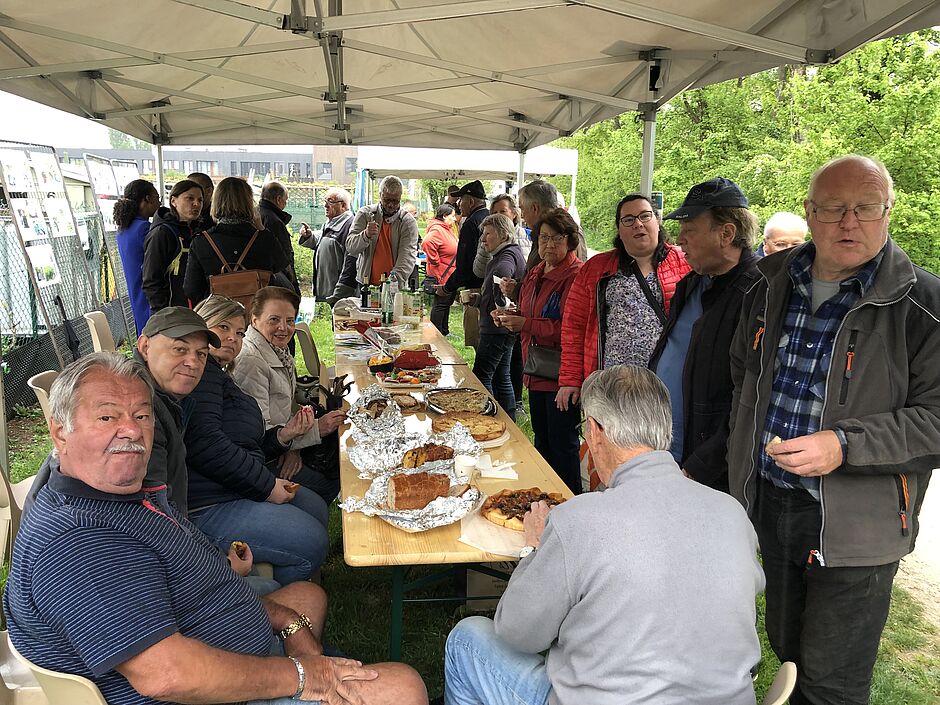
{"left": 233, "top": 325, "right": 321, "bottom": 449}
{"left": 345, "top": 204, "right": 418, "bottom": 288}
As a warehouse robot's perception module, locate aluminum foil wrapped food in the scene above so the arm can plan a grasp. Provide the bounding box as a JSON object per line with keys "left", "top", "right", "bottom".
{"left": 339, "top": 468, "right": 482, "bottom": 532}
{"left": 347, "top": 384, "right": 404, "bottom": 436}
{"left": 348, "top": 423, "right": 482, "bottom": 478}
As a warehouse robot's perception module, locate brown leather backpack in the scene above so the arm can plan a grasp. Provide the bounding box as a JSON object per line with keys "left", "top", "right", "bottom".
{"left": 203, "top": 230, "right": 271, "bottom": 309}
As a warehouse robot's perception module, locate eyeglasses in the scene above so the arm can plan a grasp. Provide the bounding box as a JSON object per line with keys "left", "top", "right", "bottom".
{"left": 618, "top": 210, "right": 655, "bottom": 227}
{"left": 810, "top": 202, "right": 889, "bottom": 223}
{"left": 324, "top": 198, "right": 342, "bottom": 206}
{"left": 541, "top": 233, "right": 567, "bottom": 244}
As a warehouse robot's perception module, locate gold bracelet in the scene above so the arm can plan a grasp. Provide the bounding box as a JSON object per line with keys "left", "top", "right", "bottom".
{"left": 278, "top": 613, "right": 312, "bottom": 640}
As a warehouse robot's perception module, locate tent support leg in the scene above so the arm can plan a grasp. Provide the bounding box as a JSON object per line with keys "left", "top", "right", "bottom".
{"left": 639, "top": 106, "right": 657, "bottom": 195}
{"left": 155, "top": 143, "right": 165, "bottom": 203}
{"left": 516, "top": 150, "right": 526, "bottom": 194}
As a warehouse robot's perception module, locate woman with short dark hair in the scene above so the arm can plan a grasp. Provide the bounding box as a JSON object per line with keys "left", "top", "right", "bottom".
{"left": 114, "top": 179, "right": 160, "bottom": 333}
{"left": 183, "top": 177, "right": 289, "bottom": 306}
{"left": 496, "top": 208, "right": 583, "bottom": 492}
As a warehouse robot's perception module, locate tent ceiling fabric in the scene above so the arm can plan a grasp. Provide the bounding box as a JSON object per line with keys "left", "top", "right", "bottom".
{"left": 0, "top": 0, "right": 937, "bottom": 150}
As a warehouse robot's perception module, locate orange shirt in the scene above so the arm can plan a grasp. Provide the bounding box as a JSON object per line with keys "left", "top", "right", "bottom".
{"left": 369, "top": 220, "right": 394, "bottom": 285}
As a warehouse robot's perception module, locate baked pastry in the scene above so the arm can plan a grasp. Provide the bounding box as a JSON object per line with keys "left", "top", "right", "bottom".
{"left": 364, "top": 399, "right": 388, "bottom": 418}
{"left": 392, "top": 393, "right": 421, "bottom": 411}
{"left": 427, "top": 388, "right": 490, "bottom": 413}
{"left": 765, "top": 435, "right": 784, "bottom": 454}
{"left": 432, "top": 411, "right": 505, "bottom": 441}
{"left": 387, "top": 472, "right": 451, "bottom": 510}
{"left": 480, "top": 488, "right": 566, "bottom": 531}
{"left": 402, "top": 443, "right": 455, "bottom": 468}
{"left": 230, "top": 541, "right": 248, "bottom": 559}
{"left": 284, "top": 482, "right": 299, "bottom": 494}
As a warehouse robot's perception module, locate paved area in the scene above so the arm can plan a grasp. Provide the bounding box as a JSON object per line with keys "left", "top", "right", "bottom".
{"left": 897, "top": 477, "right": 940, "bottom": 629}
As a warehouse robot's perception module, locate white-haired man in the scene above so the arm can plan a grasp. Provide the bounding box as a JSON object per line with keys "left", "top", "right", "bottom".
{"left": 443, "top": 365, "right": 764, "bottom": 705}
{"left": 346, "top": 175, "right": 418, "bottom": 289}
{"left": 729, "top": 155, "right": 940, "bottom": 704}
{"left": 518, "top": 179, "right": 588, "bottom": 268}
{"left": 300, "top": 186, "right": 356, "bottom": 303}
{"left": 4, "top": 353, "right": 428, "bottom": 705}
{"left": 761, "top": 211, "right": 808, "bottom": 255}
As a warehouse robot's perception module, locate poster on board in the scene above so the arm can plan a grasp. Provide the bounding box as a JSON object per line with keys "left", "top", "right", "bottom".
{"left": 25, "top": 243, "right": 60, "bottom": 287}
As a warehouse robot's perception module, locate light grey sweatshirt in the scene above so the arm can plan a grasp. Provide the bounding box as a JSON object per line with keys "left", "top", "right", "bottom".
{"left": 494, "top": 450, "right": 764, "bottom": 705}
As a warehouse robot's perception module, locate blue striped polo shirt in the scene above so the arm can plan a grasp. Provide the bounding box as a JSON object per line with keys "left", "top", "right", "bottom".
{"left": 3, "top": 470, "right": 273, "bottom": 705}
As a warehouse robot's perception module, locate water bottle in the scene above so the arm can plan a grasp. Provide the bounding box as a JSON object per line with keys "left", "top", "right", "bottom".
{"left": 380, "top": 274, "right": 394, "bottom": 324}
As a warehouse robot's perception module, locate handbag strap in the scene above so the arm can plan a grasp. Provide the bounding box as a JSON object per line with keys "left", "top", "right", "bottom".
{"left": 631, "top": 260, "right": 667, "bottom": 325}
{"left": 235, "top": 230, "right": 261, "bottom": 268}
{"left": 204, "top": 229, "right": 261, "bottom": 273}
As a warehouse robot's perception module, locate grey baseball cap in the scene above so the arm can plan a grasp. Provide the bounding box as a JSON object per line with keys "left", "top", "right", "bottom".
{"left": 141, "top": 306, "right": 221, "bottom": 348}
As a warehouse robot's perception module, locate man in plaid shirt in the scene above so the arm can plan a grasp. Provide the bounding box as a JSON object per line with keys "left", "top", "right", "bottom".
{"left": 728, "top": 155, "right": 940, "bottom": 705}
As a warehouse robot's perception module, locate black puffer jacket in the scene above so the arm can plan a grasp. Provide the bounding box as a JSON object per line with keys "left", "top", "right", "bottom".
{"left": 258, "top": 198, "right": 300, "bottom": 294}
{"left": 183, "top": 220, "right": 289, "bottom": 306}
{"left": 142, "top": 206, "right": 197, "bottom": 314}
{"left": 184, "top": 355, "right": 288, "bottom": 510}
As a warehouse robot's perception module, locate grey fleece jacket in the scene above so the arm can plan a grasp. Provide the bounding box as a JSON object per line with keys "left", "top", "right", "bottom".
{"left": 729, "top": 238, "right": 940, "bottom": 567}
{"left": 494, "top": 451, "right": 764, "bottom": 705}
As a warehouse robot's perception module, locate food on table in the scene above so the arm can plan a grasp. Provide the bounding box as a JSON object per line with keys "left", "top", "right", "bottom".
{"left": 392, "top": 393, "right": 422, "bottom": 411}
{"left": 765, "top": 435, "right": 784, "bottom": 454}
{"left": 432, "top": 411, "right": 506, "bottom": 441}
{"left": 284, "top": 482, "right": 299, "bottom": 494}
{"left": 363, "top": 399, "right": 389, "bottom": 418}
{"left": 230, "top": 541, "right": 248, "bottom": 559}
{"left": 426, "top": 388, "right": 491, "bottom": 414}
{"left": 399, "top": 343, "right": 432, "bottom": 352}
{"left": 387, "top": 472, "right": 451, "bottom": 510}
{"left": 402, "top": 443, "right": 455, "bottom": 468}
{"left": 480, "top": 488, "right": 566, "bottom": 531}
{"left": 376, "top": 368, "right": 441, "bottom": 385}
{"left": 368, "top": 354, "right": 393, "bottom": 366}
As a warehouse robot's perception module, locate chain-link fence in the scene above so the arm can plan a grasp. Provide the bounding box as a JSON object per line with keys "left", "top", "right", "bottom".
{"left": 0, "top": 141, "right": 129, "bottom": 418}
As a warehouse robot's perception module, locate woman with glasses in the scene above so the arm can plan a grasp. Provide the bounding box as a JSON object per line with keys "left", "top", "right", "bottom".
{"left": 556, "top": 194, "right": 690, "bottom": 413}
{"left": 495, "top": 208, "right": 583, "bottom": 493}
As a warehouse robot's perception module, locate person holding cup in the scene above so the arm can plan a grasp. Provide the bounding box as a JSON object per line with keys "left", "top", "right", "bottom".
{"left": 495, "top": 209, "right": 584, "bottom": 493}
{"left": 474, "top": 213, "right": 526, "bottom": 420}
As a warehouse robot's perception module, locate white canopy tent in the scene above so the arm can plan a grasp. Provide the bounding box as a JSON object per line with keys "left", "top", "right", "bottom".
{"left": 0, "top": 0, "right": 938, "bottom": 194}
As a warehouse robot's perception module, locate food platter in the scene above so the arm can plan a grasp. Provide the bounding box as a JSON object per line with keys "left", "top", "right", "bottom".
{"left": 425, "top": 387, "right": 497, "bottom": 416}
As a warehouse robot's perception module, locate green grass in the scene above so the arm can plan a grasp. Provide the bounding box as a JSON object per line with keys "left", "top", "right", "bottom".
{"left": 5, "top": 304, "right": 938, "bottom": 702}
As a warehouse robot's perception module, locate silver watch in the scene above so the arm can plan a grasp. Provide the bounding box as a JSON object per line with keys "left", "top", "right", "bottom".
{"left": 519, "top": 545, "right": 536, "bottom": 559}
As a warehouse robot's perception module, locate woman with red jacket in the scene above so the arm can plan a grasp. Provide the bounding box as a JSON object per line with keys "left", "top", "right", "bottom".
{"left": 556, "top": 194, "right": 690, "bottom": 411}
{"left": 495, "top": 209, "right": 583, "bottom": 493}
{"left": 422, "top": 203, "right": 459, "bottom": 335}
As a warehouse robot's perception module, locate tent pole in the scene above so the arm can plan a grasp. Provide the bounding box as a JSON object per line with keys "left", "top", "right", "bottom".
{"left": 155, "top": 143, "right": 165, "bottom": 204}
{"left": 639, "top": 105, "right": 657, "bottom": 195}
{"left": 516, "top": 150, "right": 526, "bottom": 194}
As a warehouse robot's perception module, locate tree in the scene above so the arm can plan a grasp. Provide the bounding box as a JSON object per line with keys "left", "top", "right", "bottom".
{"left": 556, "top": 30, "right": 940, "bottom": 272}
{"left": 107, "top": 128, "right": 151, "bottom": 151}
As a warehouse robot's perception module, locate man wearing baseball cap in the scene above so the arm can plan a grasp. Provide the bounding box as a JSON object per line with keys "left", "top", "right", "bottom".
{"left": 648, "top": 177, "right": 760, "bottom": 492}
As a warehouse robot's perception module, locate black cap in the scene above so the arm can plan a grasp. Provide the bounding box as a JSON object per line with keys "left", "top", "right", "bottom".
{"left": 663, "top": 177, "right": 749, "bottom": 221}
{"left": 453, "top": 180, "right": 486, "bottom": 200}
{"left": 141, "top": 306, "right": 221, "bottom": 348}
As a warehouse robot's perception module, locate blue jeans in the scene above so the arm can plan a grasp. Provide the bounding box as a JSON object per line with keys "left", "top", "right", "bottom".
{"left": 472, "top": 333, "right": 517, "bottom": 420}
{"left": 190, "top": 487, "right": 329, "bottom": 585}
{"left": 528, "top": 390, "right": 582, "bottom": 495}
{"left": 444, "top": 617, "right": 551, "bottom": 705}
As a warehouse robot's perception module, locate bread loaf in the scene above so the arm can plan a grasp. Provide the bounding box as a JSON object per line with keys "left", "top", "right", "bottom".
{"left": 387, "top": 472, "right": 450, "bottom": 510}
{"left": 402, "top": 444, "right": 455, "bottom": 468}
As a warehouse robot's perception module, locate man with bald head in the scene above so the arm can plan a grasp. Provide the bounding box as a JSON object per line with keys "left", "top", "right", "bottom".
{"left": 761, "top": 211, "right": 808, "bottom": 255}
{"left": 729, "top": 155, "right": 940, "bottom": 704}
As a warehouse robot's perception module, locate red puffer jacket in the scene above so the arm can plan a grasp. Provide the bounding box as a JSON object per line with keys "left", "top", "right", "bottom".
{"left": 558, "top": 244, "right": 689, "bottom": 388}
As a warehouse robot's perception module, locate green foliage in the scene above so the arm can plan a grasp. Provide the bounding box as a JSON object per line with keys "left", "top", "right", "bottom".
{"left": 561, "top": 31, "right": 940, "bottom": 272}
{"left": 107, "top": 128, "right": 151, "bottom": 151}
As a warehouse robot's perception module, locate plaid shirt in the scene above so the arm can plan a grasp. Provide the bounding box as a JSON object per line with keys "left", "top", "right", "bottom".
{"left": 758, "top": 243, "right": 884, "bottom": 496}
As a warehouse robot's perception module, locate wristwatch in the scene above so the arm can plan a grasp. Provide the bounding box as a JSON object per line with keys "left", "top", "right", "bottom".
{"left": 278, "top": 613, "right": 312, "bottom": 640}
{"left": 519, "top": 545, "right": 536, "bottom": 559}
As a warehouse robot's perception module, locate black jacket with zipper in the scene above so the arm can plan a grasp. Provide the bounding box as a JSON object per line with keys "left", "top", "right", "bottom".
{"left": 649, "top": 248, "right": 760, "bottom": 492}
{"left": 728, "top": 239, "right": 940, "bottom": 567}
{"left": 142, "top": 206, "right": 197, "bottom": 314}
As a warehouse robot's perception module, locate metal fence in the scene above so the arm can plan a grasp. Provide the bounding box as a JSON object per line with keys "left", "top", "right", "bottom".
{"left": 0, "top": 141, "right": 129, "bottom": 418}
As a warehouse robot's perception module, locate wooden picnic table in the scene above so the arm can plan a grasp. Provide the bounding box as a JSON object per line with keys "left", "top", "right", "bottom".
{"left": 335, "top": 320, "right": 572, "bottom": 658}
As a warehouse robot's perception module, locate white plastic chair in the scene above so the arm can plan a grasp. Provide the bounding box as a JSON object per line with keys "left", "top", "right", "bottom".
{"left": 0, "top": 631, "right": 44, "bottom": 705}
{"left": 26, "top": 372, "right": 57, "bottom": 428}
{"left": 7, "top": 636, "right": 105, "bottom": 705}
{"left": 761, "top": 661, "right": 797, "bottom": 705}
{"left": 294, "top": 322, "right": 321, "bottom": 378}
{"left": 0, "top": 468, "right": 35, "bottom": 567}
{"left": 82, "top": 311, "right": 116, "bottom": 353}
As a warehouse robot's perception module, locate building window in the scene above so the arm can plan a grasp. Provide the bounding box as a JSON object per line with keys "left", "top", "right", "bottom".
{"left": 196, "top": 160, "right": 217, "bottom": 175}
{"left": 317, "top": 162, "right": 333, "bottom": 180}
{"left": 306, "top": 163, "right": 312, "bottom": 178}
{"left": 345, "top": 157, "right": 358, "bottom": 176}
{"left": 230, "top": 161, "right": 237, "bottom": 176}
{"left": 288, "top": 162, "right": 301, "bottom": 179}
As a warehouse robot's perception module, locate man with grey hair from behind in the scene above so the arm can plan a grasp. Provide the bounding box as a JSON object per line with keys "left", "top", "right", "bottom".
{"left": 518, "top": 179, "right": 587, "bottom": 268}
{"left": 443, "top": 364, "right": 764, "bottom": 705}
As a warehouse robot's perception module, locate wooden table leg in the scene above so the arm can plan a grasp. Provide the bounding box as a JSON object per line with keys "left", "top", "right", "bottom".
{"left": 389, "top": 566, "right": 405, "bottom": 661}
